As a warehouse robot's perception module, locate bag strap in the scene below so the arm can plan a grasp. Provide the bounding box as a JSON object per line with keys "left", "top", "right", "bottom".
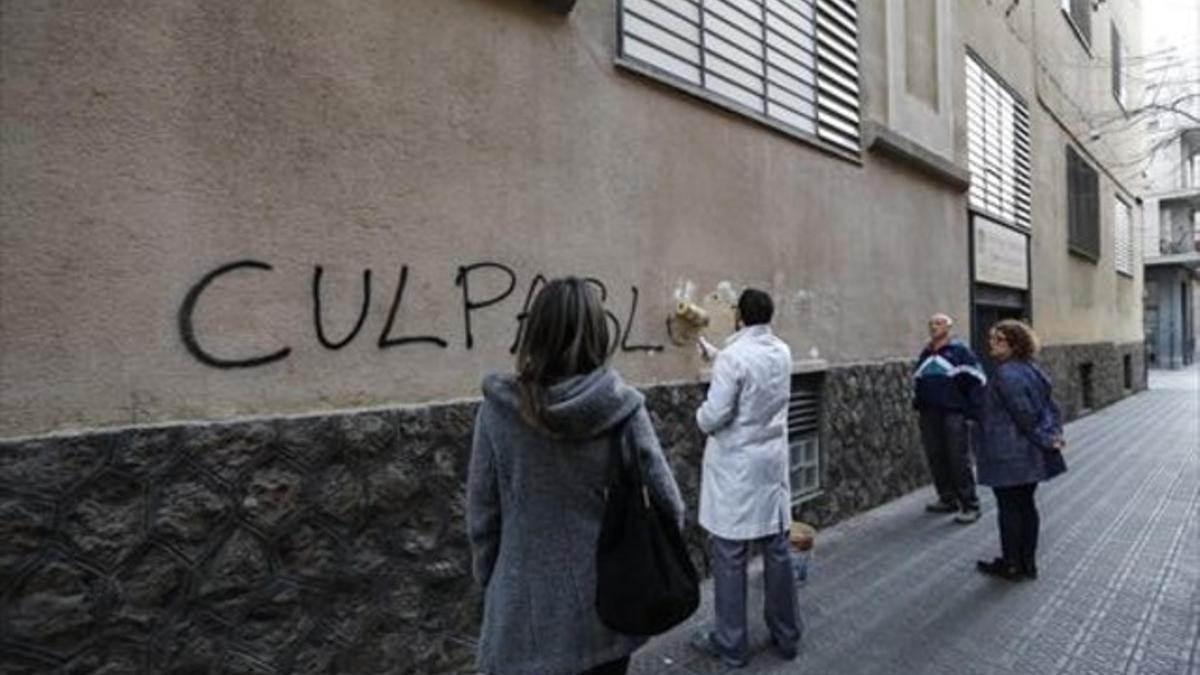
{"left": 604, "top": 416, "right": 651, "bottom": 508}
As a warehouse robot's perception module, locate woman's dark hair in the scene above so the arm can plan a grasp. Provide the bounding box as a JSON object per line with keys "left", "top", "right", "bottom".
{"left": 516, "top": 277, "right": 614, "bottom": 429}
{"left": 737, "top": 288, "right": 774, "bottom": 326}
{"left": 990, "top": 319, "right": 1040, "bottom": 361}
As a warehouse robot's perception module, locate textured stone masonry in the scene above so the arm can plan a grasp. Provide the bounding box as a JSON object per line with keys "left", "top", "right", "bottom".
{"left": 1039, "top": 341, "right": 1146, "bottom": 420}
{"left": 0, "top": 346, "right": 1145, "bottom": 674}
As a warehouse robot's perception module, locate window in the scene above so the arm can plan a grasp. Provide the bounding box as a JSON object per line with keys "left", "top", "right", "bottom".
{"left": 616, "top": 0, "right": 862, "bottom": 153}
{"left": 1061, "top": 0, "right": 1091, "bottom": 48}
{"left": 966, "top": 54, "right": 1032, "bottom": 229}
{"left": 1184, "top": 129, "right": 1200, "bottom": 189}
{"left": 1079, "top": 362, "right": 1095, "bottom": 413}
{"left": 1115, "top": 197, "right": 1134, "bottom": 276}
{"left": 1067, "top": 145, "right": 1100, "bottom": 261}
{"left": 787, "top": 373, "right": 822, "bottom": 501}
{"left": 1111, "top": 23, "right": 1126, "bottom": 108}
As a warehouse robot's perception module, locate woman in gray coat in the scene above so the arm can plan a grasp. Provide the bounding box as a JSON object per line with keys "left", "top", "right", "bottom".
{"left": 976, "top": 320, "right": 1067, "bottom": 581}
{"left": 467, "top": 277, "right": 686, "bottom": 675}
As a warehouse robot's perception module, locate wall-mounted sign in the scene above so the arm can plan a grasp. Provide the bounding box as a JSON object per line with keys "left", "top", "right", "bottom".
{"left": 974, "top": 215, "right": 1029, "bottom": 290}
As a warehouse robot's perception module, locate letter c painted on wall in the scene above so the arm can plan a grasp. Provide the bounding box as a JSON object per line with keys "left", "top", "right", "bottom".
{"left": 179, "top": 260, "right": 292, "bottom": 369}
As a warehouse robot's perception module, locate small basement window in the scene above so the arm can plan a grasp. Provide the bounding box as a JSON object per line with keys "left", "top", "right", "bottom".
{"left": 1079, "top": 362, "right": 1095, "bottom": 413}
{"left": 788, "top": 372, "right": 823, "bottom": 502}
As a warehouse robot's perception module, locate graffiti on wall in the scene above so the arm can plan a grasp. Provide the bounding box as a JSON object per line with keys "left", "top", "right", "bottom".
{"left": 178, "top": 259, "right": 663, "bottom": 369}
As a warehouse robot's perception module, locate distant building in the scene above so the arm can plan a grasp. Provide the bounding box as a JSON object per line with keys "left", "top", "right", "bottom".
{"left": 1140, "top": 0, "right": 1200, "bottom": 368}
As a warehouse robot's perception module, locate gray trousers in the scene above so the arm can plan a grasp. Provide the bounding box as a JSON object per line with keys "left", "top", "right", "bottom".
{"left": 918, "top": 409, "right": 979, "bottom": 509}
{"left": 710, "top": 531, "right": 800, "bottom": 664}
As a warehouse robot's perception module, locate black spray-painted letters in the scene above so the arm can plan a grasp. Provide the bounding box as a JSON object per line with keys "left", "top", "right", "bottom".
{"left": 179, "top": 260, "right": 663, "bottom": 369}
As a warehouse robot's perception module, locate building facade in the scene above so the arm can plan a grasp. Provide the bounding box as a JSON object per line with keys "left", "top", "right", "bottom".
{"left": 0, "top": 1, "right": 1146, "bottom": 672}
{"left": 1141, "top": 0, "right": 1200, "bottom": 369}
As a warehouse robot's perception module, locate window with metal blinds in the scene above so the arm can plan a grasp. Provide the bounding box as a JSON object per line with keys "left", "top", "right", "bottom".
{"left": 787, "top": 375, "right": 821, "bottom": 500}
{"left": 1067, "top": 145, "right": 1101, "bottom": 261}
{"left": 1115, "top": 198, "right": 1134, "bottom": 276}
{"left": 617, "top": 0, "right": 861, "bottom": 152}
{"left": 966, "top": 54, "right": 1032, "bottom": 229}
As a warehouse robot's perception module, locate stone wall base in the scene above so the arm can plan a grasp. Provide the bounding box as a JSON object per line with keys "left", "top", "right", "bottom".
{"left": 0, "top": 349, "right": 1142, "bottom": 673}
{"left": 1039, "top": 341, "right": 1147, "bottom": 420}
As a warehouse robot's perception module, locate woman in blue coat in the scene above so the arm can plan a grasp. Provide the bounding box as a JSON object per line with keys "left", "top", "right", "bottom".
{"left": 976, "top": 320, "right": 1067, "bottom": 581}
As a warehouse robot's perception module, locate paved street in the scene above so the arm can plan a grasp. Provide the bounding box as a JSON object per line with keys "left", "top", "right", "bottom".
{"left": 632, "top": 366, "right": 1200, "bottom": 675}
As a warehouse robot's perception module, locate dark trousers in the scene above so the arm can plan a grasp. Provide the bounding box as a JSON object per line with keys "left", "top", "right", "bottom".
{"left": 918, "top": 410, "right": 979, "bottom": 509}
{"left": 581, "top": 656, "right": 629, "bottom": 675}
{"left": 994, "top": 483, "right": 1039, "bottom": 568}
{"left": 711, "top": 531, "right": 800, "bottom": 664}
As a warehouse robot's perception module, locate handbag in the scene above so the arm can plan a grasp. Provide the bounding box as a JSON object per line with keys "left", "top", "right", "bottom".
{"left": 595, "top": 420, "right": 700, "bottom": 636}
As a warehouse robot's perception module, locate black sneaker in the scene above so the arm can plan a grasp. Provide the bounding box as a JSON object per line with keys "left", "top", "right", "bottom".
{"left": 1021, "top": 561, "right": 1039, "bottom": 580}
{"left": 925, "top": 500, "right": 957, "bottom": 513}
{"left": 954, "top": 507, "right": 982, "bottom": 524}
{"left": 771, "top": 635, "right": 799, "bottom": 661}
{"left": 976, "top": 558, "right": 1024, "bottom": 581}
{"left": 690, "top": 630, "right": 747, "bottom": 668}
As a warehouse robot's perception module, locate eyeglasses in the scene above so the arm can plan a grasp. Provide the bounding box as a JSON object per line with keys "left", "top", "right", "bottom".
{"left": 989, "top": 334, "right": 1008, "bottom": 344}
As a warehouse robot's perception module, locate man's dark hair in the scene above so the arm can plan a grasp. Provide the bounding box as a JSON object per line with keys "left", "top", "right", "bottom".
{"left": 737, "top": 288, "right": 774, "bottom": 326}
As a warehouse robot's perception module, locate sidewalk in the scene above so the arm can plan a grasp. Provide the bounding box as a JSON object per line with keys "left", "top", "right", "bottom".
{"left": 630, "top": 366, "right": 1200, "bottom": 675}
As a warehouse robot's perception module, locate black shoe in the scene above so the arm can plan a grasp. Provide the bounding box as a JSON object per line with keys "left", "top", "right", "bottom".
{"left": 771, "top": 636, "right": 798, "bottom": 661}
{"left": 1021, "top": 561, "right": 1038, "bottom": 580}
{"left": 953, "top": 507, "right": 982, "bottom": 524}
{"left": 925, "top": 500, "right": 957, "bottom": 513}
{"left": 690, "top": 630, "right": 747, "bottom": 668}
{"left": 976, "top": 558, "right": 1024, "bottom": 581}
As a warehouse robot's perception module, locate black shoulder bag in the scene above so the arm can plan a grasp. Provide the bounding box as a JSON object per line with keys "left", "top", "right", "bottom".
{"left": 595, "top": 421, "right": 700, "bottom": 636}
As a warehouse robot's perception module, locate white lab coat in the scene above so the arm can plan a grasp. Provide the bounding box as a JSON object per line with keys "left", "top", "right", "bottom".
{"left": 696, "top": 324, "right": 793, "bottom": 540}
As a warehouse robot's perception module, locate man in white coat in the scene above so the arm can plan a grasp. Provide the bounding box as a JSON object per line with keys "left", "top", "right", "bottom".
{"left": 691, "top": 288, "right": 800, "bottom": 668}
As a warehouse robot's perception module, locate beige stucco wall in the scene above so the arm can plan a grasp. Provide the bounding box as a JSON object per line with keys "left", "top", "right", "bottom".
{"left": 957, "top": 0, "right": 1145, "bottom": 346}
{"left": 1030, "top": 0, "right": 1144, "bottom": 345}
{"left": 0, "top": 0, "right": 972, "bottom": 437}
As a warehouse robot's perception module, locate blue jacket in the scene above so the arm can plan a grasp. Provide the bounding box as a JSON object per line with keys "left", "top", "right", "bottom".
{"left": 913, "top": 338, "right": 987, "bottom": 419}
{"left": 977, "top": 360, "right": 1067, "bottom": 488}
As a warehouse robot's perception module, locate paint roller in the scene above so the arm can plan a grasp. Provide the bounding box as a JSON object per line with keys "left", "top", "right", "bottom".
{"left": 674, "top": 301, "right": 710, "bottom": 328}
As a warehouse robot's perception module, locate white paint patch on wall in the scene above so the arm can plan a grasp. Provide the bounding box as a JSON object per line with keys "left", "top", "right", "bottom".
{"left": 714, "top": 281, "right": 739, "bottom": 306}
{"left": 673, "top": 278, "right": 697, "bottom": 302}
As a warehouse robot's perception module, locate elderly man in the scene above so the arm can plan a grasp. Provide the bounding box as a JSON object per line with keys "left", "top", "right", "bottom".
{"left": 691, "top": 288, "right": 799, "bottom": 668}
{"left": 914, "top": 313, "right": 986, "bottom": 523}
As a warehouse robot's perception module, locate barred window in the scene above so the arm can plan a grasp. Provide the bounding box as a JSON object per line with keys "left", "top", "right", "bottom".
{"left": 617, "top": 0, "right": 862, "bottom": 153}
{"left": 1115, "top": 197, "right": 1134, "bottom": 276}
{"left": 788, "top": 373, "right": 822, "bottom": 501}
{"left": 1067, "top": 145, "right": 1101, "bottom": 261}
{"left": 966, "top": 54, "right": 1032, "bottom": 229}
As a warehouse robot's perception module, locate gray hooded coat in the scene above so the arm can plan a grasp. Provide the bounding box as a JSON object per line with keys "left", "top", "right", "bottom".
{"left": 468, "top": 368, "right": 686, "bottom": 675}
